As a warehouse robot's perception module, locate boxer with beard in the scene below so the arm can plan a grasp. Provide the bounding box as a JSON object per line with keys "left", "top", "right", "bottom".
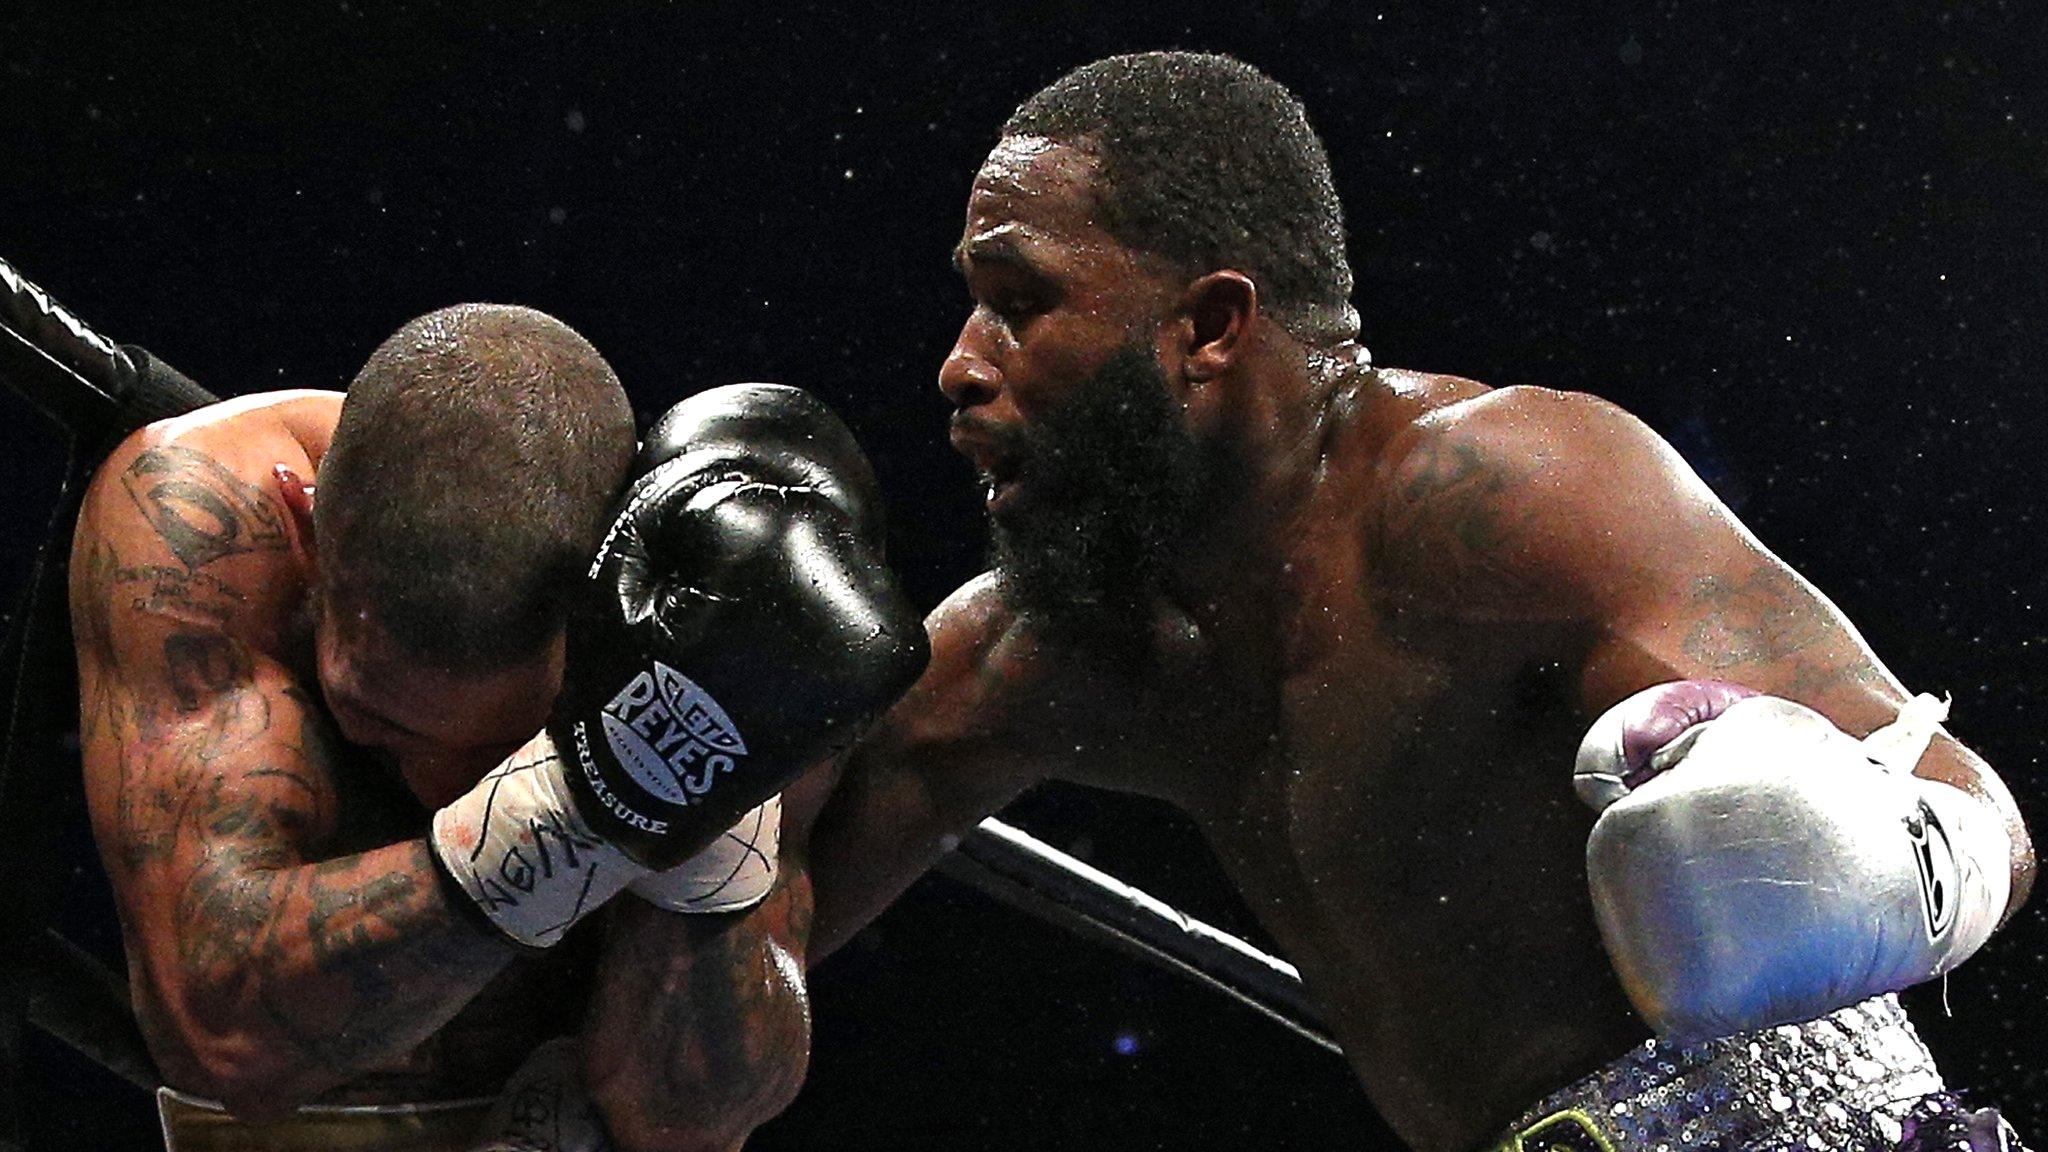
{"left": 976, "top": 342, "right": 1204, "bottom": 628}
{"left": 800, "top": 52, "right": 2036, "bottom": 1152}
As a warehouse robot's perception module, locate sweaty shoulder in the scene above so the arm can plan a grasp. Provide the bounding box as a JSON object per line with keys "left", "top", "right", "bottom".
{"left": 1379, "top": 383, "right": 1658, "bottom": 469}
{"left": 141, "top": 388, "right": 345, "bottom": 473}
{"left": 1365, "top": 383, "right": 1729, "bottom": 619}
{"left": 74, "top": 390, "right": 342, "bottom": 652}
{"left": 1336, "top": 365, "right": 1491, "bottom": 477}
{"left": 917, "top": 572, "right": 1022, "bottom": 712}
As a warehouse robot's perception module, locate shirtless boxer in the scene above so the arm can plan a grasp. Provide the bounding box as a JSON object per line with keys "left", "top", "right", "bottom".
{"left": 802, "top": 53, "right": 2037, "bottom": 1151}
{"left": 70, "top": 303, "right": 924, "bottom": 1150}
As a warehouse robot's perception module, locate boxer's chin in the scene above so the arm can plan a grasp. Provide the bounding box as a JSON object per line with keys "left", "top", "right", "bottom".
{"left": 985, "top": 344, "right": 1202, "bottom": 632}
{"left": 988, "top": 511, "right": 1132, "bottom": 624}
{"left": 982, "top": 471, "right": 1026, "bottom": 521}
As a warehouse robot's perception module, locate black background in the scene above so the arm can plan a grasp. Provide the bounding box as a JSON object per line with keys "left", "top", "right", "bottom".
{"left": 3, "top": 2, "right": 2043, "bottom": 1148}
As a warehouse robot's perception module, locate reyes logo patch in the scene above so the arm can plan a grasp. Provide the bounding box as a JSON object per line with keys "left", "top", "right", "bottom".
{"left": 1905, "top": 798, "right": 1957, "bottom": 939}
{"left": 600, "top": 662, "right": 750, "bottom": 806}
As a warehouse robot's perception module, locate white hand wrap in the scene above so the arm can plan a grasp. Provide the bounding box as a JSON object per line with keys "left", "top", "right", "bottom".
{"left": 473, "top": 1036, "right": 613, "bottom": 1152}
{"left": 1580, "top": 687, "right": 2012, "bottom": 1044}
{"left": 431, "top": 732, "right": 782, "bottom": 947}
{"left": 627, "top": 794, "right": 780, "bottom": 914}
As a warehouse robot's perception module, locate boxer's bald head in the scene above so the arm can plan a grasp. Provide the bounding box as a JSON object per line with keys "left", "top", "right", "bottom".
{"left": 1002, "top": 51, "right": 1358, "bottom": 345}
{"left": 315, "top": 304, "right": 635, "bottom": 670}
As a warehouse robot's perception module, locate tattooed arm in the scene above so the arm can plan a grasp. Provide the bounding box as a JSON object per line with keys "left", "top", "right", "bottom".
{"left": 578, "top": 875, "right": 814, "bottom": 1152}
{"left": 573, "top": 752, "right": 861, "bottom": 1151}
{"left": 1372, "top": 386, "right": 2033, "bottom": 916}
{"left": 72, "top": 430, "right": 517, "bottom": 1118}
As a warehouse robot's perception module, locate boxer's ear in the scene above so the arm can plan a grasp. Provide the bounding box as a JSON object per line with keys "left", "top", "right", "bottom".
{"left": 274, "top": 464, "right": 318, "bottom": 564}
{"left": 1174, "top": 271, "right": 1258, "bottom": 387}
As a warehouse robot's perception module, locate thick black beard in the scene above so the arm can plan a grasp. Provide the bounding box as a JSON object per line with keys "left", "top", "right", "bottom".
{"left": 988, "top": 344, "right": 1204, "bottom": 633}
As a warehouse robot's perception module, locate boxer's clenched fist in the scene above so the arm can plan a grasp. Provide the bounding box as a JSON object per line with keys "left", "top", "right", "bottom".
{"left": 554, "top": 384, "right": 926, "bottom": 866}
{"left": 432, "top": 384, "right": 928, "bottom": 945}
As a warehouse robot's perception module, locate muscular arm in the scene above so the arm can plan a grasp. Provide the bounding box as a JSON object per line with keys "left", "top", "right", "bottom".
{"left": 1373, "top": 387, "right": 2034, "bottom": 918}
{"left": 804, "top": 575, "right": 1046, "bottom": 963}
{"left": 580, "top": 878, "right": 814, "bottom": 1152}
{"left": 73, "top": 435, "right": 515, "bottom": 1118}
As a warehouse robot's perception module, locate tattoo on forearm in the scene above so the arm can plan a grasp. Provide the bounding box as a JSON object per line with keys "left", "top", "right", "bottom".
{"left": 79, "top": 580, "right": 510, "bottom": 1080}
{"left": 595, "top": 890, "right": 812, "bottom": 1138}
{"left": 183, "top": 690, "right": 506, "bottom": 1074}
{"left": 171, "top": 822, "right": 506, "bottom": 1075}
{"left": 249, "top": 844, "right": 512, "bottom": 1072}
{"left": 161, "top": 716, "right": 509, "bottom": 1072}
{"left": 120, "top": 446, "right": 288, "bottom": 571}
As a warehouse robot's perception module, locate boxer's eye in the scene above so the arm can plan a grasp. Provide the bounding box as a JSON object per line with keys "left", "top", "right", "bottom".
{"left": 966, "top": 264, "right": 1055, "bottom": 328}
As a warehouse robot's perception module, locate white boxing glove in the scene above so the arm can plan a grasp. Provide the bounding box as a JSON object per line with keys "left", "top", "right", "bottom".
{"left": 1577, "top": 681, "right": 2011, "bottom": 1044}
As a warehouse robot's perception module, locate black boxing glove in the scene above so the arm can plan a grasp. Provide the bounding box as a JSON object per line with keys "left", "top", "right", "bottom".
{"left": 616, "top": 383, "right": 885, "bottom": 914}
{"left": 634, "top": 382, "right": 887, "bottom": 530}
{"left": 431, "top": 384, "right": 927, "bottom": 945}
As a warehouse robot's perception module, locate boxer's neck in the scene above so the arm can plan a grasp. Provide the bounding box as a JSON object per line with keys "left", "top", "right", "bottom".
{"left": 1162, "top": 341, "right": 1374, "bottom": 618}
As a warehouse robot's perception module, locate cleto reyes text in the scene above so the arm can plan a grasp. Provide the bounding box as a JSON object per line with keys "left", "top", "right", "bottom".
{"left": 596, "top": 661, "right": 750, "bottom": 811}
{"left": 575, "top": 721, "right": 667, "bottom": 834}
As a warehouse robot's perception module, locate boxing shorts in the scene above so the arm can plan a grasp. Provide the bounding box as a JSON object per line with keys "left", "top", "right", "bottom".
{"left": 1485, "top": 996, "right": 2032, "bottom": 1152}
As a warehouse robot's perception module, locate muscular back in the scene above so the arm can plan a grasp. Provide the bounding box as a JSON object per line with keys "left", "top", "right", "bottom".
{"left": 70, "top": 391, "right": 589, "bottom": 1107}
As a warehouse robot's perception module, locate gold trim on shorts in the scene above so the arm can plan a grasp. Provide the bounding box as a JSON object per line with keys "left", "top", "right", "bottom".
{"left": 1487, "top": 1109, "right": 1617, "bottom": 1152}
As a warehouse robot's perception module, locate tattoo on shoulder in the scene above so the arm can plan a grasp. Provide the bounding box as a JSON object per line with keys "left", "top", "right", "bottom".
{"left": 121, "top": 446, "right": 288, "bottom": 571}
{"left": 75, "top": 539, "right": 121, "bottom": 659}
{"left": 1373, "top": 433, "right": 1536, "bottom": 596}
{"left": 118, "top": 562, "right": 246, "bottom": 628}
{"left": 78, "top": 531, "right": 250, "bottom": 652}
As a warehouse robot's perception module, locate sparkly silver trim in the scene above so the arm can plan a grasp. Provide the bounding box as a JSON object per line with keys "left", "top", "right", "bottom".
{"left": 1496, "top": 996, "right": 1947, "bottom": 1151}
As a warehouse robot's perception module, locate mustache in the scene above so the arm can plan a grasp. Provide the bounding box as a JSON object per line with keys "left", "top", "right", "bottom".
{"left": 949, "top": 412, "right": 1026, "bottom": 449}
{"left": 949, "top": 413, "right": 1039, "bottom": 477}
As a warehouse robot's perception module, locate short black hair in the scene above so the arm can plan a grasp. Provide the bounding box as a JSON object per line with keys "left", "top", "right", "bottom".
{"left": 314, "top": 303, "right": 635, "bottom": 668}
{"left": 1004, "top": 51, "right": 1358, "bottom": 344}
